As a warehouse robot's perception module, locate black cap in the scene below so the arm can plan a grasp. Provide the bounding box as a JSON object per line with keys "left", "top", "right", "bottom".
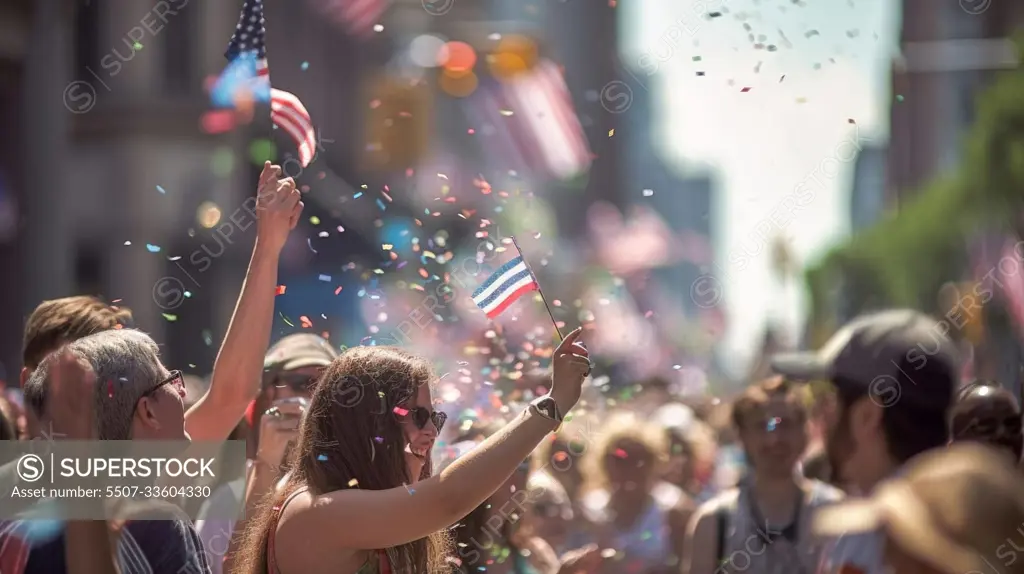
{"left": 771, "top": 309, "right": 959, "bottom": 412}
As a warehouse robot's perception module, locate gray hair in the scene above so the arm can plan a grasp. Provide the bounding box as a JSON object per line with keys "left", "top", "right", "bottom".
{"left": 27, "top": 329, "right": 167, "bottom": 440}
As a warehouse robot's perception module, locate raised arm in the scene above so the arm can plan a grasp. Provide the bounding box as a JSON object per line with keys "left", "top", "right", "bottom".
{"left": 276, "top": 329, "right": 592, "bottom": 551}
{"left": 185, "top": 162, "right": 302, "bottom": 441}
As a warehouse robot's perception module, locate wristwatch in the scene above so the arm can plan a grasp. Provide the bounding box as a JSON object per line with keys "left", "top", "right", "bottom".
{"left": 529, "top": 395, "right": 563, "bottom": 425}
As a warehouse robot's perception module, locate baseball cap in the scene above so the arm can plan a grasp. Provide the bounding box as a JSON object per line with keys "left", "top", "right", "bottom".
{"left": 247, "top": 334, "right": 337, "bottom": 426}
{"left": 812, "top": 442, "right": 1024, "bottom": 574}
{"left": 771, "top": 309, "right": 959, "bottom": 412}
{"left": 263, "top": 333, "right": 337, "bottom": 374}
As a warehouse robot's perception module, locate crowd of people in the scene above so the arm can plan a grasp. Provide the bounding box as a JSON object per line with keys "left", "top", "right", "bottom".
{"left": 2, "top": 165, "right": 1024, "bottom": 574}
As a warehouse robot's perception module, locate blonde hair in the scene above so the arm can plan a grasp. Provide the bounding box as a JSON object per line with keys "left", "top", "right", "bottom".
{"left": 582, "top": 411, "right": 669, "bottom": 493}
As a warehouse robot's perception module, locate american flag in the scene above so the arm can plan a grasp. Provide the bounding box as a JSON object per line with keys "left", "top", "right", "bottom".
{"left": 467, "top": 59, "right": 592, "bottom": 181}
{"left": 309, "top": 0, "right": 387, "bottom": 39}
{"left": 226, "top": 0, "right": 317, "bottom": 167}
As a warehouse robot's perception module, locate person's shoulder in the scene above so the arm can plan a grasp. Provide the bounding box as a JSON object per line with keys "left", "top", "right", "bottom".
{"left": 123, "top": 520, "right": 211, "bottom": 574}
{"left": 695, "top": 486, "right": 740, "bottom": 516}
{"left": 804, "top": 479, "right": 845, "bottom": 506}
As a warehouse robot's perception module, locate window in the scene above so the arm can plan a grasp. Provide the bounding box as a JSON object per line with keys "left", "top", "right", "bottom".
{"left": 75, "top": 244, "right": 104, "bottom": 295}
{"left": 163, "top": 0, "right": 198, "bottom": 94}
{"left": 73, "top": 0, "right": 102, "bottom": 74}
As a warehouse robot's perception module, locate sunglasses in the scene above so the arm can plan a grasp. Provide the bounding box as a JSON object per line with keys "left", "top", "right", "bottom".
{"left": 398, "top": 407, "right": 447, "bottom": 432}
{"left": 142, "top": 370, "right": 186, "bottom": 399}
{"left": 271, "top": 371, "right": 320, "bottom": 393}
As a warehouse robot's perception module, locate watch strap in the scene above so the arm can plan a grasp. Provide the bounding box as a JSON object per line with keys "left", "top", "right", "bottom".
{"left": 529, "top": 395, "right": 563, "bottom": 423}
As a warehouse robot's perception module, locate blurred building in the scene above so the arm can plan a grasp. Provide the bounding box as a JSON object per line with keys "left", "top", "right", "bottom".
{"left": 623, "top": 73, "right": 715, "bottom": 315}
{"left": 849, "top": 145, "right": 888, "bottom": 232}
{"left": 887, "top": 0, "right": 1022, "bottom": 203}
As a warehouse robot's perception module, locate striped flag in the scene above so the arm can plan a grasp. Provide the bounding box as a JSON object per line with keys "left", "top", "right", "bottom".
{"left": 225, "top": 0, "right": 317, "bottom": 167}
{"left": 466, "top": 59, "right": 592, "bottom": 180}
{"left": 471, "top": 256, "right": 540, "bottom": 319}
{"left": 309, "top": 0, "right": 387, "bottom": 39}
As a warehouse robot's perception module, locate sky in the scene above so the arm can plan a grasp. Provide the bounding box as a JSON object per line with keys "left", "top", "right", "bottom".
{"left": 621, "top": 0, "right": 901, "bottom": 378}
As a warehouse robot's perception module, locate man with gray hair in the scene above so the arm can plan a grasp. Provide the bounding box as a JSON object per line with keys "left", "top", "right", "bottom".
{"left": 4, "top": 329, "right": 210, "bottom": 574}
{"left": 26, "top": 328, "right": 189, "bottom": 443}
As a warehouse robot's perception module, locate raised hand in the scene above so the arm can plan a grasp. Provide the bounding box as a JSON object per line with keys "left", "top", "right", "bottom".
{"left": 549, "top": 328, "right": 591, "bottom": 414}
{"left": 255, "top": 161, "right": 304, "bottom": 252}
{"left": 256, "top": 399, "right": 305, "bottom": 472}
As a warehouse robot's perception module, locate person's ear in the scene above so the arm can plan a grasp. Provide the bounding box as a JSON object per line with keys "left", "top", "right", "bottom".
{"left": 133, "top": 396, "right": 161, "bottom": 432}
{"left": 19, "top": 366, "right": 30, "bottom": 388}
{"left": 850, "top": 397, "right": 883, "bottom": 442}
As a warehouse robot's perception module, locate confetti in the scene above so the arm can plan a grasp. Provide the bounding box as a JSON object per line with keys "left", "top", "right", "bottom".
{"left": 162, "top": 313, "right": 178, "bottom": 322}
{"left": 896, "top": 94, "right": 904, "bottom": 102}
{"left": 146, "top": 244, "right": 162, "bottom": 253}
{"left": 133, "top": 41, "right": 143, "bottom": 50}
{"left": 318, "top": 454, "right": 328, "bottom": 461}
{"left": 642, "top": 189, "right": 654, "bottom": 197}
{"left": 740, "top": 87, "right": 752, "bottom": 93}
{"left": 393, "top": 407, "right": 409, "bottom": 416}
{"left": 349, "top": 478, "right": 360, "bottom": 487}
{"left": 276, "top": 285, "right": 287, "bottom": 295}
{"left": 301, "top": 61, "right": 310, "bottom": 71}
{"left": 156, "top": 185, "right": 166, "bottom": 194}
{"left": 318, "top": 274, "right": 332, "bottom": 282}
{"left": 307, "top": 238, "right": 317, "bottom": 253}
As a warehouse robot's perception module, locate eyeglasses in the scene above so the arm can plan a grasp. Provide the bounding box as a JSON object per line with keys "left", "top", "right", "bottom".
{"left": 397, "top": 407, "right": 446, "bottom": 432}
{"left": 142, "top": 370, "right": 186, "bottom": 399}
{"left": 271, "top": 371, "right": 319, "bottom": 393}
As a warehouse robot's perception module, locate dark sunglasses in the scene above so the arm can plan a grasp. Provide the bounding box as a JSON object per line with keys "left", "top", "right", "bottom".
{"left": 142, "top": 370, "right": 186, "bottom": 398}
{"left": 271, "top": 371, "right": 319, "bottom": 393}
{"left": 398, "top": 407, "right": 446, "bottom": 432}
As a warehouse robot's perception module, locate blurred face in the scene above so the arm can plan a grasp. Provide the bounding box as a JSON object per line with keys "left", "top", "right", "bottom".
{"left": 132, "top": 370, "right": 188, "bottom": 441}
{"left": 738, "top": 397, "right": 808, "bottom": 479}
{"left": 951, "top": 388, "right": 1023, "bottom": 463}
{"left": 396, "top": 382, "right": 443, "bottom": 482}
{"left": 662, "top": 434, "right": 694, "bottom": 488}
{"left": 822, "top": 389, "right": 884, "bottom": 493}
{"left": 266, "top": 366, "right": 321, "bottom": 402}
{"left": 603, "top": 439, "right": 655, "bottom": 493}
{"left": 548, "top": 438, "right": 585, "bottom": 497}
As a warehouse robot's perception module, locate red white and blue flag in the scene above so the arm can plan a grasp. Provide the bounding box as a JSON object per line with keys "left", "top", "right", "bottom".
{"left": 224, "top": 0, "right": 317, "bottom": 167}
{"left": 472, "top": 256, "right": 540, "bottom": 319}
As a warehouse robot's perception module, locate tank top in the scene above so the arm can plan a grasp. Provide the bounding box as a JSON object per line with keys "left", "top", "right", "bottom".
{"left": 712, "top": 479, "right": 843, "bottom": 574}
{"left": 267, "top": 486, "right": 392, "bottom": 574}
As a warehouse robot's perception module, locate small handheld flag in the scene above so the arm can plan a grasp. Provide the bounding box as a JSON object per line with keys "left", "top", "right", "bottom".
{"left": 224, "top": 0, "right": 317, "bottom": 167}
{"left": 471, "top": 256, "right": 539, "bottom": 319}
{"left": 472, "top": 237, "right": 564, "bottom": 340}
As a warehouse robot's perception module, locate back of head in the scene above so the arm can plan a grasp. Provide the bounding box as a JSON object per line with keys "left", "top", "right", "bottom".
{"left": 949, "top": 379, "right": 1023, "bottom": 463}
{"left": 27, "top": 329, "right": 164, "bottom": 440}
{"left": 814, "top": 442, "right": 1024, "bottom": 574}
{"left": 22, "top": 296, "right": 134, "bottom": 370}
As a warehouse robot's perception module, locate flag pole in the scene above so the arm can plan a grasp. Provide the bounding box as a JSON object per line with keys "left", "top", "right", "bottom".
{"left": 510, "top": 235, "right": 563, "bottom": 340}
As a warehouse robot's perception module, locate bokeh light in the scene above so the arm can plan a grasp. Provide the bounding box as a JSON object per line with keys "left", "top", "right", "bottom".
{"left": 197, "top": 202, "right": 222, "bottom": 229}
{"left": 488, "top": 34, "right": 538, "bottom": 80}
{"left": 439, "top": 70, "right": 479, "bottom": 98}
{"left": 439, "top": 41, "right": 477, "bottom": 73}
{"left": 410, "top": 35, "right": 447, "bottom": 68}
